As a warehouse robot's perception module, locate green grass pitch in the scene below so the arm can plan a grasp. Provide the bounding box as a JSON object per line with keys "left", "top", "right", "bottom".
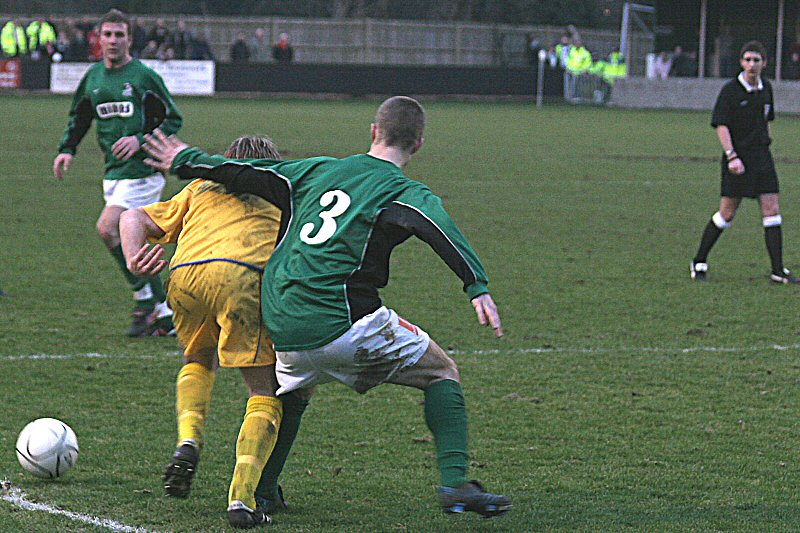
{"left": 1, "top": 94, "right": 800, "bottom": 531}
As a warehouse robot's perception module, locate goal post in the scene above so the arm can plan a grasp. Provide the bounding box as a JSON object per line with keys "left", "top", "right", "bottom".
{"left": 620, "top": 2, "right": 656, "bottom": 77}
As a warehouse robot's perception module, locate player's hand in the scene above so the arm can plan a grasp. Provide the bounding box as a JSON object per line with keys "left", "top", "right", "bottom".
{"left": 53, "top": 153, "right": 72, "bottom": 180}
{"left": 143, "top": 129, "right": 189, "bottom": 174}
{"left": 127, "top": 243, "right": 167, "bottom": 277}
{"left": 471, "top": 293, "right": 503, "bottom": 338}
{"left": 112, "top": 135, "right": 141, "bottom": 161}
{"left": 728, "top": 158, "right": 745, "bottom": 175}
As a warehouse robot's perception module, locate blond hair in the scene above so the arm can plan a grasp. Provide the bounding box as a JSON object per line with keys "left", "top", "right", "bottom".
{"left": 224, "top": 135, "right": 281, "bottom": 159}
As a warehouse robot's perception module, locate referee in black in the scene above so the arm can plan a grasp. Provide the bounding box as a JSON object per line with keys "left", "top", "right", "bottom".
{"left": 691, "top": 40, "right": 797, "bottom": 283}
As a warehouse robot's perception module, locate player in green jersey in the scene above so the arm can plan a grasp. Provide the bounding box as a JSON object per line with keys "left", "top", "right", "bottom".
{"left": 53, "top": 9, "right": 182, "bottom": 337}
{"left": 142, "top": 96, "right": 511, "bottom": 522}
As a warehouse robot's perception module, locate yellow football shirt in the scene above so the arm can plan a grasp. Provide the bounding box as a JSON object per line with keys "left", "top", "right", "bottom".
{"left": 143, "top": 179, "right": 280, "bottom": 270}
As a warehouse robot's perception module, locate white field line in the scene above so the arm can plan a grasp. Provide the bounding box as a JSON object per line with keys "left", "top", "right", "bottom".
{"left": 449, "top": 344, "right": 800, "bottom": 355}
{"left": 0, "top": 351, "right": 182, "bottom": 361}
{"left": 1, "top": 344, "right": 799, "bottom": 362}
{"left": 1, "top": 482, "right": 160, "bottom": 533}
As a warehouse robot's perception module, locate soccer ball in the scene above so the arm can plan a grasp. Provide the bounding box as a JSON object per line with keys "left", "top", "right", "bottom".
{"left": 16, "top": 418, "right": 79, "bottom": 478}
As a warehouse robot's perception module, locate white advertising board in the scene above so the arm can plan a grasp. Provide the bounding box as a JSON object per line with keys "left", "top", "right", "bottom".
{"left": 50, "top": 60, "right": 215, "bottom": 95}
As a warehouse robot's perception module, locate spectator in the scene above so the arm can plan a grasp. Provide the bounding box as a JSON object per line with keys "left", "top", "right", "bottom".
{"left": 249, "top": 27, "right": 270, "bottom": 62}
{"left": 717, "top": 25, "right": 735, "bottom": 77}
{"left": 671, "top": 45, "right": 698, "bottom": 77}
{"left": 54, "top": 27, "right": 72, "bottom": 62}
{"left": 140, "top": 39, "right": 159, "bottom": 59}
{"left": 654, "top": 51, "right": 672, "bottom": 79}
{"left": 545, "top": 45, "right": 558, "bottom": 68}
{"left": 272, "top": 32, "right": 293, "bottom": 64}
{"left": 148, "top": 18, "right": 170, "bottom": 48}
{"left": 157, "top": 41, "right": 175, "bottom": 61}
{"left": 75, "top": 15, "right": 94, "bottom": 36}
{"left": 87, "top": 24, "right": 101, "bottom": 61}
{"left": 1, "top": 19, "right": 28, "bottom": 58}
{"left": 525, "top": 33, "right": 542, "bottom": 66}
{"left": 786, "top": 46, "right": 800, "bottom": 80}
{"left": 26, "top": 17, "right": 57, "bottom": 60}
{"left": 170, "top": 20, "right": 192, "bottom": 59}
{"left": 230, "top": 31, "right": 250, "bottom": 63}
{"left": 189, "top": 31, "right": 215, "bottom": 61}
{"left": 566, "top": 39, "right": 592, "bottom": 75}
{"left": 554, "top": 33, "right": 571, "bottom": 69}
{"left": 130, "top": 17, "right": 147, "bottom": 58}
{"left": 67, "top": 27, "right": 88, "bottom": 62}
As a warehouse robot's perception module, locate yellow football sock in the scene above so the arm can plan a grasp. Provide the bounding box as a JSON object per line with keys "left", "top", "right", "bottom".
{"left": 176, "top": 362, "right": 216, "bottom": 447}
{"left": 228, "top": 395, "right": 283, "bottom": 509}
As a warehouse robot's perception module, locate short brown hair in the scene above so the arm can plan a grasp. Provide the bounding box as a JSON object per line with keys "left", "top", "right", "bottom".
{"left": 740, "top": 40, "right": 766, "bottom": 61}
{"left": 374, "top": 96, "right": 426, "bottom": 152}
{"left": 224, "top": 135, "right": 281, "bottom": 159}
{"left": 100, "top": 9, "right": 131, "bottom": 35}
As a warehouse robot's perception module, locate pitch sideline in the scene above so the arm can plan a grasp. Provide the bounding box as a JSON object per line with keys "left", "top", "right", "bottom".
{"left": 1, "top": 481, "right": 160, "bottom": 533}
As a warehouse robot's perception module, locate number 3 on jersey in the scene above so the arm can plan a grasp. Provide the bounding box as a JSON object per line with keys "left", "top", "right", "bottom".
{"left": 300, "top": 190, "right": 351, "bottom": 245}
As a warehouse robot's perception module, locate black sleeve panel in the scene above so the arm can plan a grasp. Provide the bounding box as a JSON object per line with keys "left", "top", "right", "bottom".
{"left": 174, "top": 157, "right": 292, "bottom": 213}
{"left": 59, "top": 96, "right": 93, "bottom": 153}
{"left": 381, "top": 202, "right": 479, "bottom": 288}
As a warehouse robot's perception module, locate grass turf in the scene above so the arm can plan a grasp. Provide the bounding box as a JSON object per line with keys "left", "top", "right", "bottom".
{"left": 1, "top": 95, "right": 800, "bottom": 531}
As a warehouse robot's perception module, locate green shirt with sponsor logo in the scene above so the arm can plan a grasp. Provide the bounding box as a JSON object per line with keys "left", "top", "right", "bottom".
{"left": 57, "top": 59, "right": 182, "bottom": 180}
{"left": 171, "top": 148, "right": 491, "bottom": 351}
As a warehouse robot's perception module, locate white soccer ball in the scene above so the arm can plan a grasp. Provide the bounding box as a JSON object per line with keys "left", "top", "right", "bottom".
{"left": 16, "top": 418, "right": 79, "bottom": 479}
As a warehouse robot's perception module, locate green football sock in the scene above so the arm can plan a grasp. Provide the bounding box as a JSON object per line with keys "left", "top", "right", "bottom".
{"left": 110, "top": 244, "right": 145, "bottom": 290}
{"left": 148, "top": 274, "right": 167, "bottom": 303}
{"left": 424, "top": 379, "right": 469, "bottom": 489}
{"left": 255, "top": 391, "right": 310, "bottom": 500}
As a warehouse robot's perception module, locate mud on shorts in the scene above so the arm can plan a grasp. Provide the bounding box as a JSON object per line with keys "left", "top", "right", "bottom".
{"left": 275, "top": 306, "right": 431, "bottom": 395}
{"left": 168, "top": 261, "right": 275, "bottom": 367}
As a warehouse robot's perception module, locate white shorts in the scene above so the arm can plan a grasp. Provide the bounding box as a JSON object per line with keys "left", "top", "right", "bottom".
{"left": 275, "top": 306, "right": 431, "bottom": 395}
{"left": 102, "top": 174, "right": 166, "bottom": 209}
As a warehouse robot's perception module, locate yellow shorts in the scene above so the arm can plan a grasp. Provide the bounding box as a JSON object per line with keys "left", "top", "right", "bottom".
{"left": 167, "top": 262, "right": 275, "bottom": 368}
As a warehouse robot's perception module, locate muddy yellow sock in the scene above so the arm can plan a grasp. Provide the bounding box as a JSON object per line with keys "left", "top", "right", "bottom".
{"left": 176, "top": 362, "right": 215, "bottom": 447}
{"left": 228, "top": 395, "right": 282, "bottom": 509}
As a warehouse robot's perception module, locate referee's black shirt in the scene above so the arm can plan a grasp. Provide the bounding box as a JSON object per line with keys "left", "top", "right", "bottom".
{"left": 711, "top": 74, "right": 774, "bottom": 150}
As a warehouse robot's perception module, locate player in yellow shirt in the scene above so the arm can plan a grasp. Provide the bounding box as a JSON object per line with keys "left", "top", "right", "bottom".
{"left": 120, "top": 135, "right": 308, "bottom": 528}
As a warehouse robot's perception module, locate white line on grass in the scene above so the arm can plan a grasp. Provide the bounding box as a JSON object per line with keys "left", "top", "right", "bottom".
{"left": 0, "top": 352, "right": 182, "bottom": 361}
{"left": 2, "top": 344, "right": 799, "bottom": 362}
{"left": 1, "top": 481, "right": 160, "bottom": 533}
{"left": 449, "top": 343, "right": 800, "bottom": 355}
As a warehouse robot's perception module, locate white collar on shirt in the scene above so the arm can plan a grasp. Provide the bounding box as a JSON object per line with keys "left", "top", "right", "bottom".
{"left": 738, "top": 72, "right": 763, "bottom": 92}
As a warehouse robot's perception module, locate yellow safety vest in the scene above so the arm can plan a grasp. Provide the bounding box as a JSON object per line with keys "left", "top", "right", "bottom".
{"left": 566, "top": 46, "right": 592, "bottom": 74}
{"left": 1, "top": 22, "right": 27, "bottom": 56}
{"left": 26, "top": 20, "right": 56, "bottom": 51}
{"left": 603, "top": 52, "right": 627, "bottom": 83}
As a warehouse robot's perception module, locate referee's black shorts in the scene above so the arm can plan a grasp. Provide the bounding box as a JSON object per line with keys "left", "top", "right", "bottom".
{"left": 720, "top": 146, "right": 778, "bottom": 198}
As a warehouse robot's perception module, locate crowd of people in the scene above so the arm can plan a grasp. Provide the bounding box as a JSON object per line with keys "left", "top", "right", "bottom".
{"left": 526, "top": 29, "right": 628, "bottom": 87}
{"left": 652, "top": 46, "right": 699, "bottom": 79}
{"left": 1, "top": 15, "right": 294, "bottom": 64}
{"left": 229, "top": 29, "right": 294, "bottom": 64}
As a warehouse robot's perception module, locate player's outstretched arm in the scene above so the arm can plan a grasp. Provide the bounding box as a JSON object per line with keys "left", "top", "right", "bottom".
{"left": 120, "top": 208, "right": 168, "bottom": 277}
{"left": 53, "top": 153, "right": 72, "bottom": 180}
{"left": 472, "top": 293, "right": 503, "bottom": 338}
{"left": 142, "top": 129, "right": 189, "bottom": 174}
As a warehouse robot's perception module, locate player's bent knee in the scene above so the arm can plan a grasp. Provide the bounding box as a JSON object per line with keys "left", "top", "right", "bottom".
{"left": 240, "top": 365, "right": 279, "bottom": 397}
{"left": 185, "top": 352, "right": 217, "bottom": 371}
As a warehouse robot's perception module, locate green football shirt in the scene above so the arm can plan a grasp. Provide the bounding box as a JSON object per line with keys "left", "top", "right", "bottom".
{"left": 57, "top": 59, "right": 182, "bottom": 180}
{"left": 172, "top": 148, "right": 490, "bottom": 351}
